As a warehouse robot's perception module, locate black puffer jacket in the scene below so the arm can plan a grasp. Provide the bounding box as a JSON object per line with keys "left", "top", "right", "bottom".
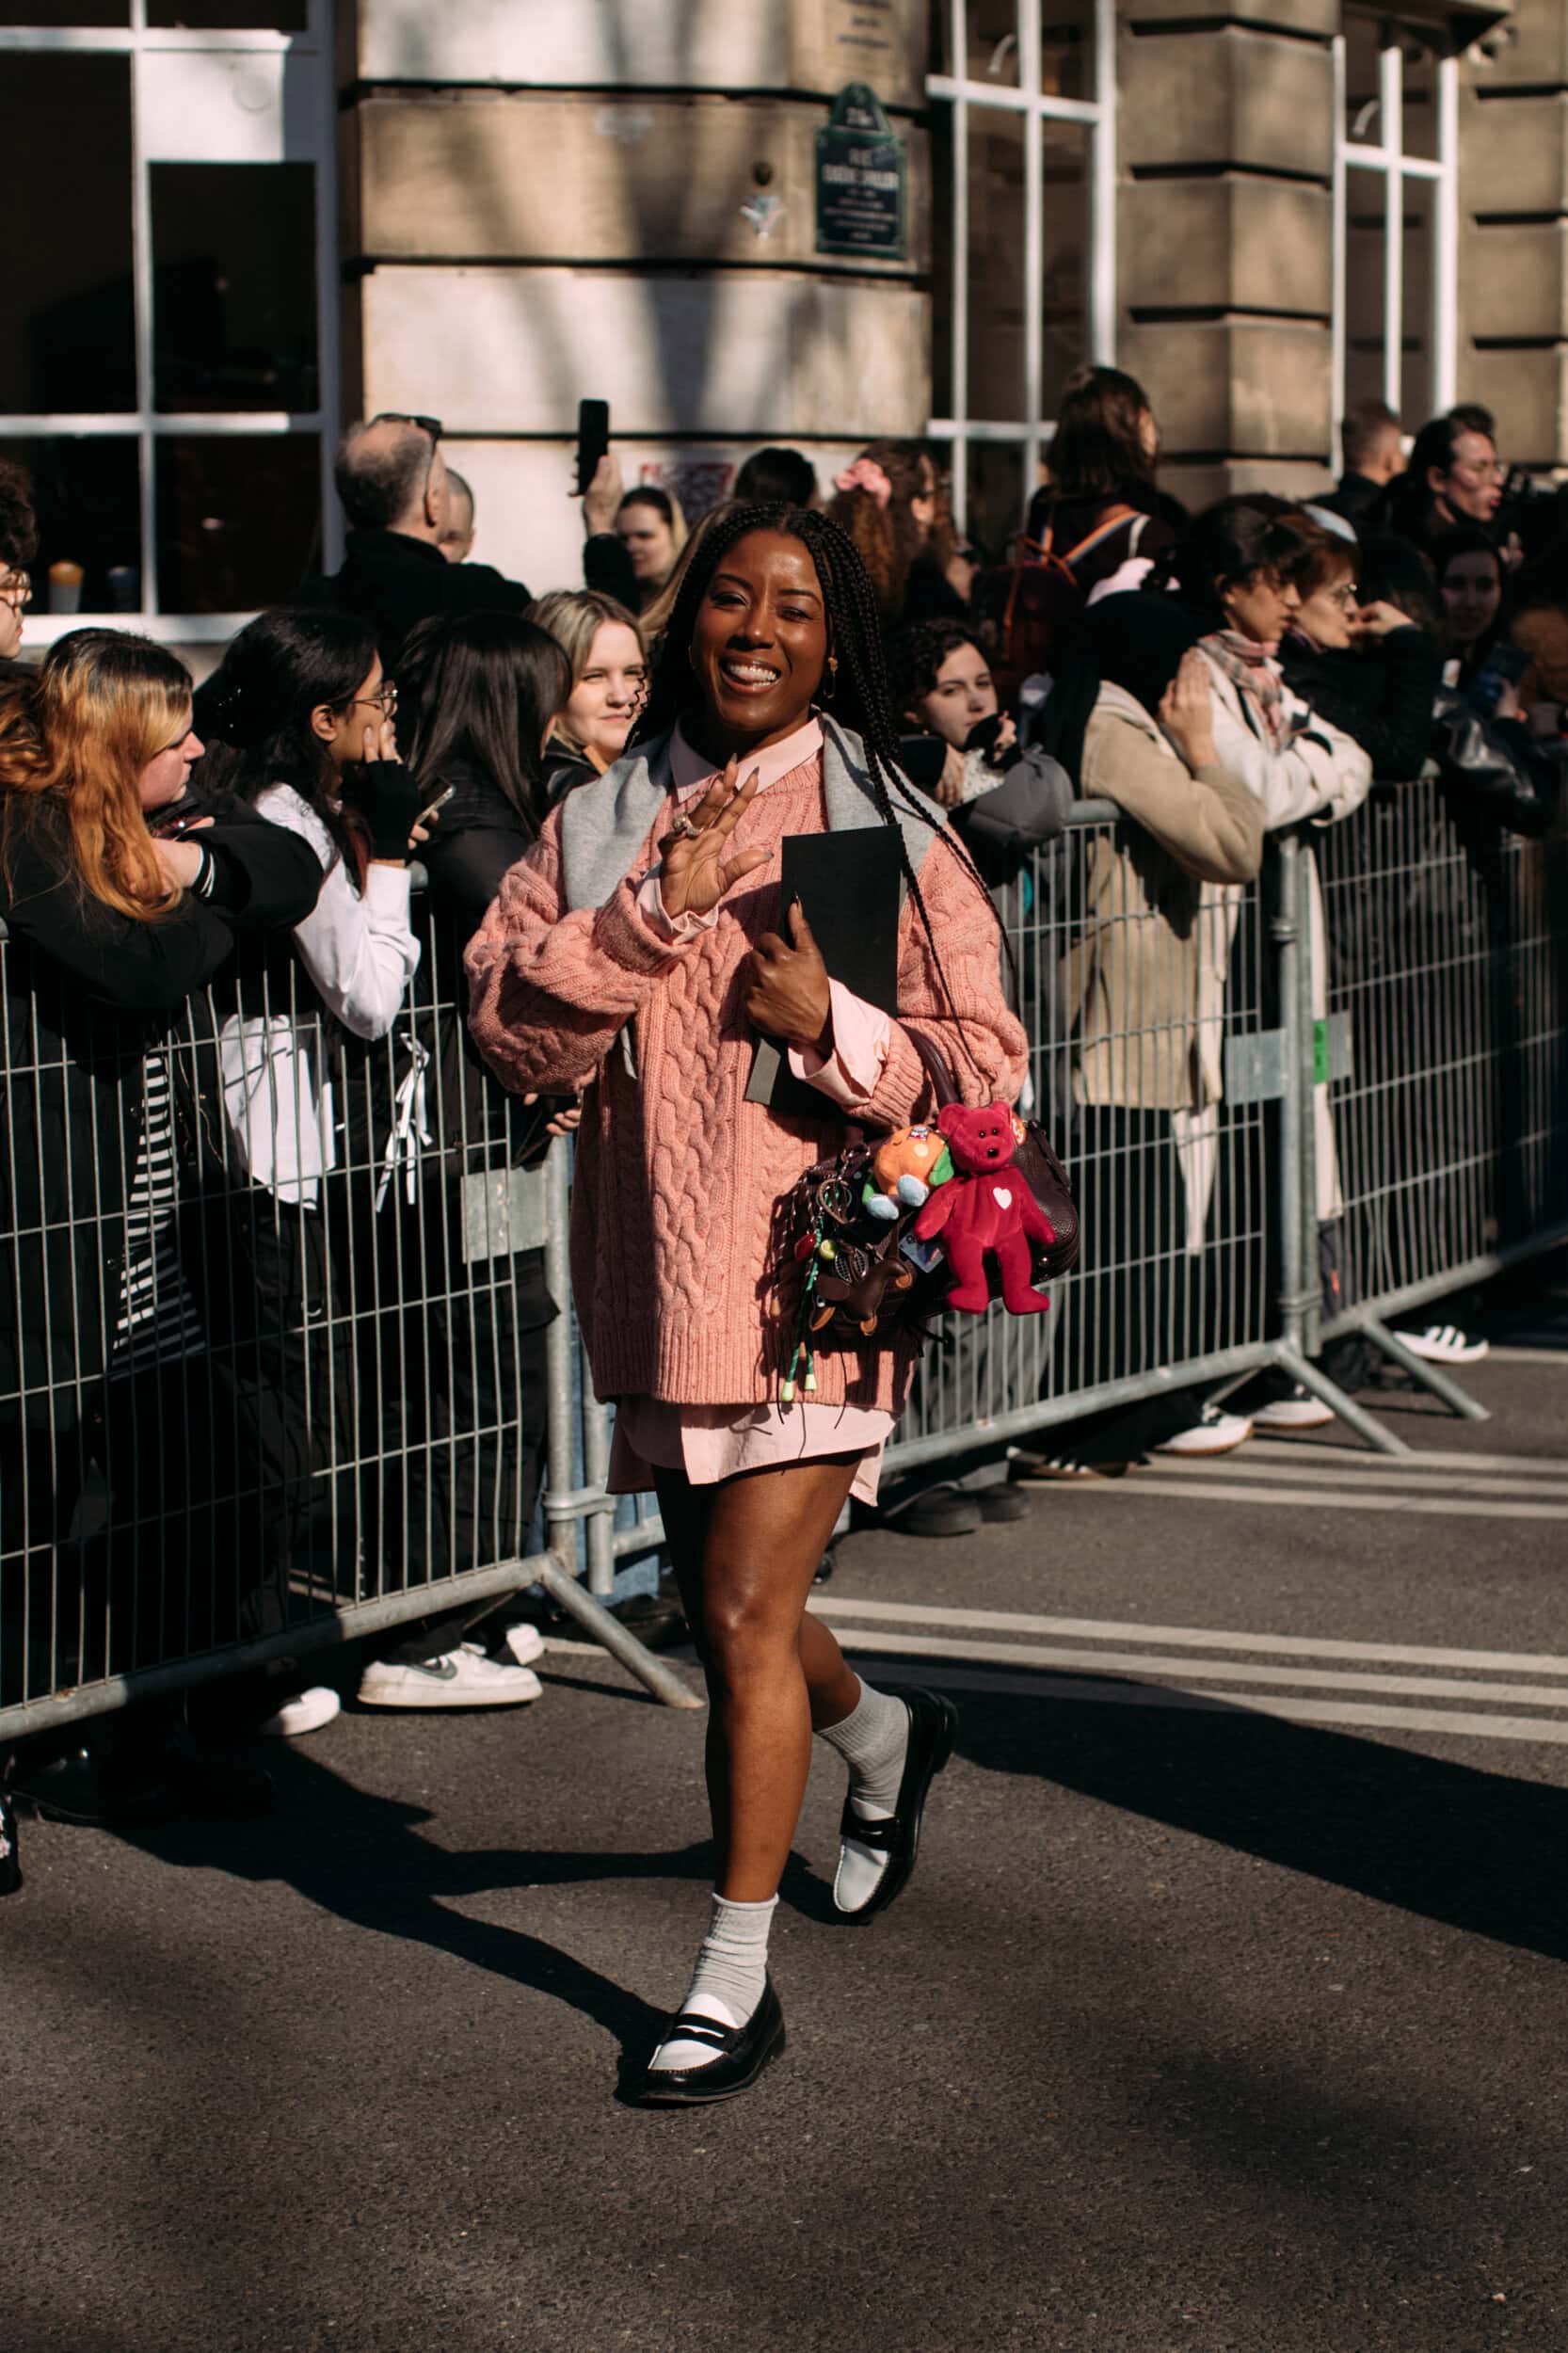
{"left": 1279, "top": 625, "right": 1442, "bottom": 783}
{"left": 0, "top": 792, "right": 312, "bottom": 1416}
{"left": 1431, "top": 696, "right": 1564, "bottom": 840}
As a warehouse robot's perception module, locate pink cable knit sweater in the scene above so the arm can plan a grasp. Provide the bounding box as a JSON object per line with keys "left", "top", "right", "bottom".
{"left": 465, "top": 750, "right": 1027, "bottom": 1409}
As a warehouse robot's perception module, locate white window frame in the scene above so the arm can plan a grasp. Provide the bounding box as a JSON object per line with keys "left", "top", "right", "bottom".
{"left": 1332, "top": 28, "right": 1459, "bottom": 459}
{"left": 926, "top": 0, "right": 1117, "bottom": 536}
{"left": 0, "top": 0, "right": 340, "bottom": 646}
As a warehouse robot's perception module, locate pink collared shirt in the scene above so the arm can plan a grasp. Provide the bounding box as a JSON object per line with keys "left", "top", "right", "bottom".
{"left": 633, "top": 717, "right": 895, "bottom": 1112}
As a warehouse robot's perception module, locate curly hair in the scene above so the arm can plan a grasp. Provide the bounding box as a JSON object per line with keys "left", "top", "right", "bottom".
{"left": 825, "top": 440, "right": 952, "bottom": 622}
{"left": 632, "top": 501, "right": 1003, "bottom": 1078}
{"left": 0, "top": 459, "right": 40, "bottom": 572}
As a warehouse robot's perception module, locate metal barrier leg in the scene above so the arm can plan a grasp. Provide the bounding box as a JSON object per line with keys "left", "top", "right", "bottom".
{"left": 1356, "top": 1318, "right": 1492, "bottom": 1421}
{"left": 1274, "top": 834, "right": 1408, "bottom": 1459}
{"left": 1272, "top": 1344, "right": 1411, "bottom": 1456}
{"left": 541, "top": 1148, "right": 701, "bottom": 1711}
{"left": 535, "top": 1556, "right": 701, "bottom": 1709}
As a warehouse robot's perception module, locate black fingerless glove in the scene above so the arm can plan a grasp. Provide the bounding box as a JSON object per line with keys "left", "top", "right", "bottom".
{"left": 352, "top": 761, "right": 423, "bottom": 862}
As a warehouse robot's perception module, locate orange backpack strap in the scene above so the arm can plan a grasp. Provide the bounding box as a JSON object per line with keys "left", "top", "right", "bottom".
{"left": 1062, "top": 504, "right": 1140, "bottom": 568}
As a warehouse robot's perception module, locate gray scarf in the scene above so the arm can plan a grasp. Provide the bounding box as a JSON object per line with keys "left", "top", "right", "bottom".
{"left": 556, "top": 712, "right": 943, "bottom": 911}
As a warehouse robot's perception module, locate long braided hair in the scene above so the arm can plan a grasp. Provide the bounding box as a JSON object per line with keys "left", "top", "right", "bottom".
{"left": 632, "top": 501, "right": 1007, "bottom": 1080}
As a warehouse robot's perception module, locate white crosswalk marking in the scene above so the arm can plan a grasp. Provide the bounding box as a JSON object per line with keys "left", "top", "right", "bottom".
{"left": 811, "top": 1437, "right": 1568, "bottom": 1744}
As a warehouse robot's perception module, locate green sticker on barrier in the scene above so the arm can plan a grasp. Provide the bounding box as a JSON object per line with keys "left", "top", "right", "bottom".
{"left": 1313, "top": 1018, "right": 1330, "bottom": 1086}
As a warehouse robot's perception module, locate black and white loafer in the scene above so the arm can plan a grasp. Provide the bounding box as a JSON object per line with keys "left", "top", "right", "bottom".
{"left": 833, "top": 1688, "right": 959, "bottom": 1923}
{"left": 632, "top": 1977, "right": 787, "bottom": 2106}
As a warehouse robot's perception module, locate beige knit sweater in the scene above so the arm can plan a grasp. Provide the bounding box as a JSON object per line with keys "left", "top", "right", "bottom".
{"left": 465, "top": 752, "right": 1027, "bottom": 1407}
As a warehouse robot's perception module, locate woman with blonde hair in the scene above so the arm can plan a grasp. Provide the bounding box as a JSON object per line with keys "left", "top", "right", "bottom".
{"left": 528, "top": 587, "right": 648, "bottom": 799}
{"left": 0, "top": 632, "right": 319, "bottom": 1818}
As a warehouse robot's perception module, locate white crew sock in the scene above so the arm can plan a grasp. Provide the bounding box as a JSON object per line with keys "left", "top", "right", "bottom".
{"left": 647, "top": 1893, "right": 777, "bottom": 2073}
{"left": 818, "top": 1679, "right": 910, "bottom": 1912}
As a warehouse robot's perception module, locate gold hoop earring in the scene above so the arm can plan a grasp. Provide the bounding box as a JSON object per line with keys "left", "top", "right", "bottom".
{"left": 820, "top": 654, "right": 839, "bottom": 704}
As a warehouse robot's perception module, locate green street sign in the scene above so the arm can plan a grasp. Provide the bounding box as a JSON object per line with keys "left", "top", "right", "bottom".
{"left": 815, "top": 82, "right": 905, "bottom": 262}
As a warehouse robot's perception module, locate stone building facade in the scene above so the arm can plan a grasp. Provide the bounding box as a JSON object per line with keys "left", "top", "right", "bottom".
{"left": 3, "top": 0, "right": 1558, "bottom": 640}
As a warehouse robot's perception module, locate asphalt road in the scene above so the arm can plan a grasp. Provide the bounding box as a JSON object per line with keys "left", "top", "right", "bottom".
{"left": 8, "top": 1268, "right": 1568, "bottom": 2353}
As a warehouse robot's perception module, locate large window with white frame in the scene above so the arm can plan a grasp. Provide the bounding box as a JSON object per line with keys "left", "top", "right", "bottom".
{"left": 0, "top": 0, "right": 339, "bottom": 646}
{"left": 1335, "top": 12, "right": 1459, "bottom": 450}
{"left": 926, "top": 0, "right": 1117, "bottom": 552}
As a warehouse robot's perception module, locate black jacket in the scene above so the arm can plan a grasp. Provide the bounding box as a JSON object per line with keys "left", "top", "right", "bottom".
{"left": 1432, "top": 696, "right": 1564, "bottom": 840}
{"left": 151, "top": 786, "right": 324, "bottom": 941}
{"left": 542, "top": 744, "right": 600, "bottom": 805}
{"left": 584, "top": 532, "right": 639, "bottom": 612}
{"left": 300, "top": 529, "right": 532, "bottom": 667}
{"left": 1278, "top": 625, "right": 1442, "bottom": 782}
{"left": 0, "top": 798, "right": 239, "bottom": 1418}
{"left": 1317, "top": 471, "right": 1386, "bottom": 531}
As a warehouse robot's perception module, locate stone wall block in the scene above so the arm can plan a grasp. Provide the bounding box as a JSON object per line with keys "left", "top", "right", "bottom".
{"left": 1122, "top": 0, "right": 1338, "bottom": 39}
{"left": 359, "top": 264, "right": 931, "bottom": 440}
{"left": 355, "top": 91, "right": 927, "bottom": 275}
{"left": 1468, "top": 344, "right": 1568, "bottom": 466}
{"left": 1120, "top": 28, "right": 1334, "bottom": 180}
{"left": 1121, "top": 177, "right": 1332, "bottom": 316}
{"left": 349, "top": 0, "right": 927, "bottom": 107}
{"left": 1466, "top": 221, "right": 1568, "bottom": 341}
{"left": 1121, "top": 318, "right": 1332, "bottom": 456}
{"left": 1462, "top": 90, "right": 1568, "bottom": 216}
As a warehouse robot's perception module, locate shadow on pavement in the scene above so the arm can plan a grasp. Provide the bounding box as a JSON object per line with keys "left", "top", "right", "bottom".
{"left": 114, "top": 1742, "right": 728, "bottom": 2064}
{"left": 920, "top": 1669, "right": 1568, "bottom": 1964}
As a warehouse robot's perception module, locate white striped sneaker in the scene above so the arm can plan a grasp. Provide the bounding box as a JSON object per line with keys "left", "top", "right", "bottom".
{"left": 1400, "top": 1323, "right": 1489, "bottom": 1365}
{"left": 1250, "top": 1385, "right": 1336, "bottom": 1431}
{"left": 358, "top": 1651, "right": 542, "bottom": 1708}
{"left": 1153, "top": 1407, "right": 1254, "bottom": 1458}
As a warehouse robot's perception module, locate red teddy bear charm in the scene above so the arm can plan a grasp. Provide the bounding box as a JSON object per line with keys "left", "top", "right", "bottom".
{"left": 911, "top": 1100, "right": 1054, "bottom": 1316}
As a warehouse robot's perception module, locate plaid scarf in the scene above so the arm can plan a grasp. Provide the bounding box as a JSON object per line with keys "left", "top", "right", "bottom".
{"left": 1202, "top": 629, "right": 1290, "bottom": 753}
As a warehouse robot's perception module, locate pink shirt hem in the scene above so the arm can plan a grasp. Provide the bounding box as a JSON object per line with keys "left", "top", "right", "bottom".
{"left": 609, "top": 1395, "right": 890, "bottom": 1508}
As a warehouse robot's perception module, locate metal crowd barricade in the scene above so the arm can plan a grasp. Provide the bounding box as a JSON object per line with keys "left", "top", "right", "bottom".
{"left": 1309, "top": 776, "right": 1568, "bottom": 1402}
{"left": 0, "top": 882, "right": 696, "bottom": 1749}
{"left": 4, "top": 792, "right": 1566, "bottom": 1744}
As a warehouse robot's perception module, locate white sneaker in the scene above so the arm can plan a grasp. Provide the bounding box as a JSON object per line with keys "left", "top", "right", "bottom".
{"left": 1401, "top": 1323, "right": 1489, "bottom": 1365}
{"left": 459, "top": 1625, "right": 545, "bottom": 1669}
{"left": 1153, "top": 1407, "right": 1254, "bottom": 1458}
{"left": 358, "top": 1651, "right": 543, "bottom": 1708}
{"left": 1250, "top": 1385, "right": 1336, "bottom": 1432}
{"left": 256, "top": 1685, "right": 341, "bottom": 1738}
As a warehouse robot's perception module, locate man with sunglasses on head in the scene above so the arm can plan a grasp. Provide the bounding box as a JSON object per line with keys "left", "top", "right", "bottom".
{"left": 302, "top": 414, "right": 532, "bottom": 667}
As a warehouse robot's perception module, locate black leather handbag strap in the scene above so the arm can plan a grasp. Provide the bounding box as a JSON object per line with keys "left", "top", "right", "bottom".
{"left": 904, "top": 1025, "right": 960, "bottom": 1112}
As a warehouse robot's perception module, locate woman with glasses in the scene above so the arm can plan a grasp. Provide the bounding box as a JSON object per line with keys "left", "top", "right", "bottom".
{"left": 1379, "top": 406, "right": 1506, "bottom": 552}
{"left": 1279, "top": 523, "right": 1442, "bottom": 782}
{"left": 191, "top": 609, "right": 452, "bottom": 1689}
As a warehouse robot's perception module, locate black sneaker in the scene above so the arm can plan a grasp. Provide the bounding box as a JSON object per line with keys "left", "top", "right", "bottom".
{"left": 894, "top": 1486, "right": 984, "bottom": 1540}
{"left": 0, "top": 1787, "right": 22, "bottom": 1894}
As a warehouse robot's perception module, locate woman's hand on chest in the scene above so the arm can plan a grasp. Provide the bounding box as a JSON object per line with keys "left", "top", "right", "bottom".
{"left": 743, "top": 897, "right": 832, "bottom": 1057}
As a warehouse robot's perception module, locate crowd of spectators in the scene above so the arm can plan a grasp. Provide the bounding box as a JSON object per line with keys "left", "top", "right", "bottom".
{"left": 0, "top": 364, "right": 1563, "bottom": 1810}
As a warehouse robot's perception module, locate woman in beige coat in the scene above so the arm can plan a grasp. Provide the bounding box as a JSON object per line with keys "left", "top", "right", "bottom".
{"left": 1032, "top": 593, "right": 1265, "bottom": 1472}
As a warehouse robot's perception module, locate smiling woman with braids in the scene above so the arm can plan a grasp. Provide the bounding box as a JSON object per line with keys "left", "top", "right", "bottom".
{"left": 467, "top": 505, "right": 1025, "bottom": 2103}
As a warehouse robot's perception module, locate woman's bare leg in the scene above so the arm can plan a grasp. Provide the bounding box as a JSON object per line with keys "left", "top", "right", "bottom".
{"left": 657, "top": 1454, "right": 861, "bottom": 1902}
